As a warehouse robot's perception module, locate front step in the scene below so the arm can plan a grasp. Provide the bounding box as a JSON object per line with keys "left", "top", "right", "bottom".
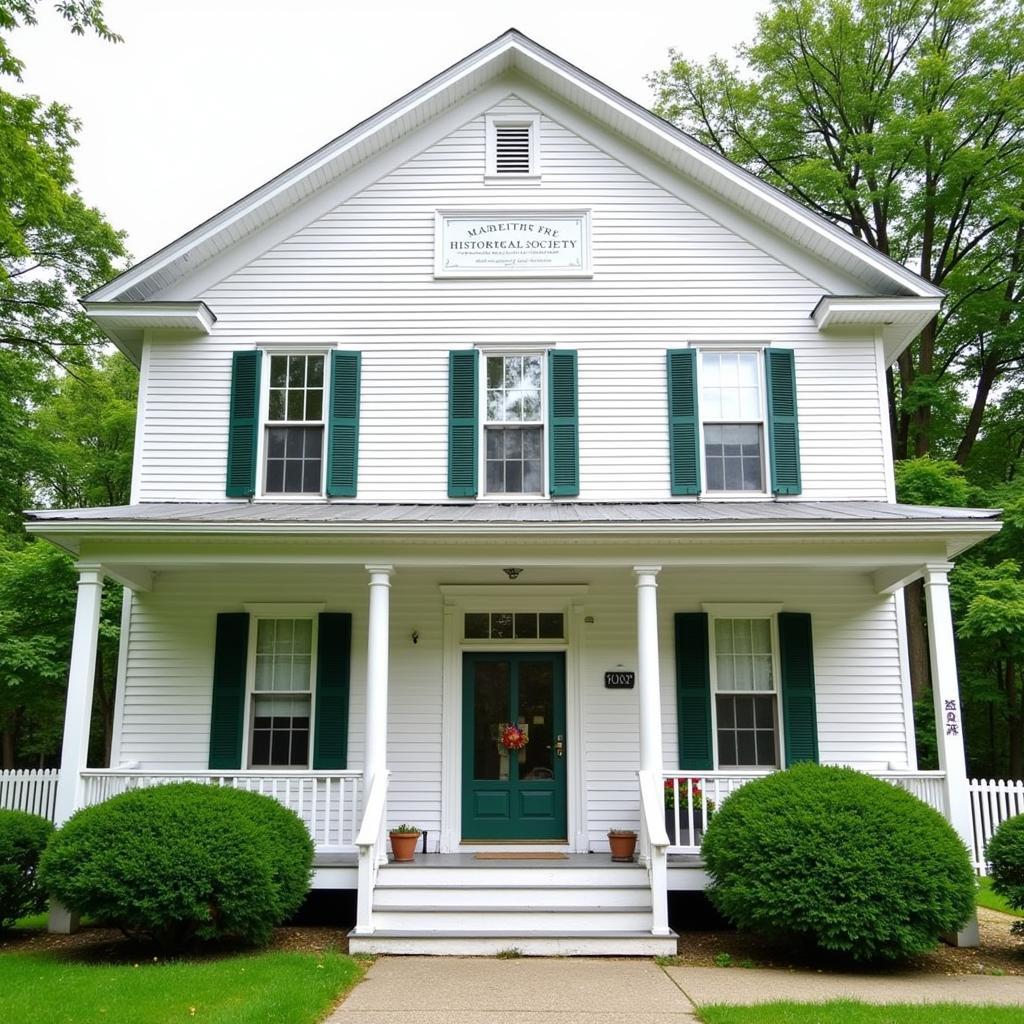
{"left": 348, "top": 856, "right": 677, "bottom": 956}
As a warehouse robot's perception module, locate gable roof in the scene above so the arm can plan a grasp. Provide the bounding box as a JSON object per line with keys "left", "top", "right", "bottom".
{"left": 88, "top": 28, "right": 942, "bottom": 309}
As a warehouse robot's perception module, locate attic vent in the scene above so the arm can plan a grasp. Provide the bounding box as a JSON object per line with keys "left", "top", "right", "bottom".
{"left": 495, "top": 124, "right": 531, "bottom": 174}
{"left": 485, "top": 113, "right": 540, "bottom": 182}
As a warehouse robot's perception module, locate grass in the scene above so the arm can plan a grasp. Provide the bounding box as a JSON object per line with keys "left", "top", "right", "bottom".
{"left": 697, "top": 1003, "right": 1024, "bottom": 1024}
{"left": 977, "top": 876, "right": 1024, "bottom": 917}
{"left": 0, "top": 949, "right": 364, "bottom": 1024}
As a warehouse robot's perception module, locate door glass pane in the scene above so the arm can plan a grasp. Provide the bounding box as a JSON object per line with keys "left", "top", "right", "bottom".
{"left": 518, "top": 661, "right": 555, "bottom": 782}
{"left": 473, "top": 663, "right": 510, "bottom": 780}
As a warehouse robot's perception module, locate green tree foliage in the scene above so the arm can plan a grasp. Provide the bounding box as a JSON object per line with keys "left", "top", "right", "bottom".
{"left": 649, "top": 0, "right": 1024, "bottom": 464}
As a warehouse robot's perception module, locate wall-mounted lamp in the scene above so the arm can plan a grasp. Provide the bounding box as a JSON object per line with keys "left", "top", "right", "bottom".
{"left": 411, "top": 630, "right": 420, "bottom": 645}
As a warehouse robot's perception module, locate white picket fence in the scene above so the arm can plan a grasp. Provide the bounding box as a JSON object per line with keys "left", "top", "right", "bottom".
{"left": 969, "top": 777, "right": 1024, "bottom": 873}
{"left": 0, "top": 768, "right": 60, "bottom": 820}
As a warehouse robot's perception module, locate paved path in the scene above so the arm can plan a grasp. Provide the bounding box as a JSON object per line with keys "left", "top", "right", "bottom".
{"left": 325, "top": 957, "right": 1024, "bottom": 1023}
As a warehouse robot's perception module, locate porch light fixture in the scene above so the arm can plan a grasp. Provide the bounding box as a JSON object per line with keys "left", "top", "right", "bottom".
{"left": 503, "top": 567, "right": 523, "bottom": 580}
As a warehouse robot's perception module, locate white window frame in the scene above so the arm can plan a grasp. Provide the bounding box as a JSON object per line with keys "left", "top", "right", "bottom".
{"left": 695, "top": 345, "right": 770, "bottom": 498}
{"left": 478, "top": 349, "right": 548, "bottom": 499}
{"left": 704, "top": 603, "right": 785, "bottom": 770}
{"left": 241, "top": 603, "right": 324, "bottom": 770}
{"left": 485, "top": 113, "right": 541, "bottom": 182}
{"left": 255, "top": 347, "right": 333, "bottom": 500}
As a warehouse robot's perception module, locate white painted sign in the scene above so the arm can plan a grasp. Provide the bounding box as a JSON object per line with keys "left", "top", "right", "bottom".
{"left": 435, "top": 211, "right": 591, "bottom": 277}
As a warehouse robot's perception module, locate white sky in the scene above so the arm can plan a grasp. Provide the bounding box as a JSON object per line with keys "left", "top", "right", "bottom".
{"left": 11, "top": 0, "right": 767, "bottom": 263}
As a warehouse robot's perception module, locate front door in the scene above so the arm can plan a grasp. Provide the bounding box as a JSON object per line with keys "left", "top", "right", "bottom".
{"left": 461, "top": 652, "right": 567, "bottom": 841}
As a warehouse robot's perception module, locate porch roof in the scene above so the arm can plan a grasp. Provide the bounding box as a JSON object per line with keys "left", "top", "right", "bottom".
{"left": 25, "top": 499, "right": 1000, "bottom": 528}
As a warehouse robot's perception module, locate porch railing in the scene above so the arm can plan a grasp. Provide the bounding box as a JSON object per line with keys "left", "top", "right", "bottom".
{"left": 78, "top": 770, "right": 362, "bottom": 851}
{"left": 661, "top": 769, "right": 949, "bottom": 855}
{"left": 0, "top": 768, "right": 60, "bottom": 820}
{"left": 637, "top": 769, "right": 670, "bottom": 936}
{"left": 353, "top": 770, "right": 389, "bottom": 936}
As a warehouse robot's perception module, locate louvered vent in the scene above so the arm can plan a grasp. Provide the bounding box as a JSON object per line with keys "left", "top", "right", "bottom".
{"left": 495, "top": 123, "right": 532, "bottom": 174}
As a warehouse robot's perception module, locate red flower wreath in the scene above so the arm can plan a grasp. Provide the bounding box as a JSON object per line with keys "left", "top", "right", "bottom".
{"left": 500, "top": 724, "right": 529, "bottom": 750}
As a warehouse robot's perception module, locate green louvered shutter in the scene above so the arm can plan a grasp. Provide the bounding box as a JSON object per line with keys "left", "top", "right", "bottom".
{"left": 667, "top": 350, "right": 701, "bottom": 495}
{"left": 548, "top": 349, "right": 579, "bottom": 497}
{"left": 226, "top": 350, "right": 262, "bottom": 497}
{"left": 766, "top": 348, "right": 802, "bottom": 495}
{"left": 209, "top": 612, "right": 249, "bottom": 769}
{"left": 675, "top": 612, "right": 714, "bottom": 770}
{"left": 778, "top": 612, "right": 819, "bottom": 765}
{"left": 326, "top": 351, "right": 360, "bottom": 497}
{"left": 312, "top": 612, "right": 352, "bottom": 769}
{"left": 448, "top": 350, "right": 478, "bottom": 497}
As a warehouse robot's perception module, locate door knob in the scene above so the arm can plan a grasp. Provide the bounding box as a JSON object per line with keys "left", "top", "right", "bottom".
{"left": 554, "top": 735, "right": 565, "bottom": 758}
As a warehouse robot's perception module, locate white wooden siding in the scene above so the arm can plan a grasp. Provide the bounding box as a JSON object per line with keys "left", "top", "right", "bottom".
{"left": 134, "top": 96, "right": 889, "bottom": 503}
{"left": 117, "top": 565, "right": 907, "bottom": 851}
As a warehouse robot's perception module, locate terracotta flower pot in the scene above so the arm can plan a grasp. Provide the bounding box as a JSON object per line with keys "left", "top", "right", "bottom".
{"left": 607, "top": 829, "right": 638, "bottom": 862}
{"left": 389, "top": 830, "right": 420, "bottom": 862}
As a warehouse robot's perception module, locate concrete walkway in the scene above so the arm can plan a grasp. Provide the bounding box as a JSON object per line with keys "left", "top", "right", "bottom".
{"left": 325, "top": 957, "right": 1024, "bottom": 1023}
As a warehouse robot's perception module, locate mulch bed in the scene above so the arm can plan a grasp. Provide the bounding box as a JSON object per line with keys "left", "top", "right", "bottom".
{"left": 674, "top": 907, "right": 1024, "bottom": 975}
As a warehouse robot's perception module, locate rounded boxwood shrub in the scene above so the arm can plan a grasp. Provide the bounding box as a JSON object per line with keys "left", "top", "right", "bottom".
{"left": 38, "top": 782, "right": 313, "bottom": 950}
{"left": 986, "top": 812, "right": 1024, "bottom": 929}
{"left": 0, "top": 809, "right": 54, "bottom": 930}
{"left": 700, "top": 763, "right": 975, "bottom": 961}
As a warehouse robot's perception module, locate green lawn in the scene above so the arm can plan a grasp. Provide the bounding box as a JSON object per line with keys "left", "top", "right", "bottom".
{"left": 978, "top": 876, "right": 1024, "bottom": 917}
{"left": 0, "top": 949, "right": 363, "bottom": 1024}
{"left": 697, "top": 1002, "right": 1024, "bottom": 1024}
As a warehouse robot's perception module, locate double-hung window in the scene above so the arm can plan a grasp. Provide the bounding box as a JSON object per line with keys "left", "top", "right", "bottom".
{"left": 701, "top": 351, "right": 765, "bottom": 493}
{"left": 711, "top": 616, "right": 779, "bottom": 768}
{"left": 265, "top": 354, "right": 325, "bottom": 494}
{"left": 249, "top": 617, "right": 314, "bottom": 768}
{"left": 485, "top": 353, "right": 544, "bottom": 494}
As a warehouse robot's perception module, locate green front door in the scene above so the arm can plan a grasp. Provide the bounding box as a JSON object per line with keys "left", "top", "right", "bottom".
{"left": 461, "top": 652, "right": 567, "bottom": 841}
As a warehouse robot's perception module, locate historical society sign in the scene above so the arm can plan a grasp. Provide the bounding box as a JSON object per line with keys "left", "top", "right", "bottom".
{"left": 435, "top": 210, "right": 591, "bottom": 277}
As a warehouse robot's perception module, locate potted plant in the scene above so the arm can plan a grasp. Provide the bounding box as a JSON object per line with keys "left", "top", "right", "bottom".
{"left": 607, "top": 829, "right": 638, "bottom": 862}
{"left": 664, "top": 779, "right": 714, "bottom": 846}
{"left": 389, "top": 823, "right": 421, "bottom": 862}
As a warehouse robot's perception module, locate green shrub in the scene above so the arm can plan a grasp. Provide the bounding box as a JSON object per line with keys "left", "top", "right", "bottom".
{"left": 0, "top": 809, "right": 54, "bottom": 930}
{"left": 701, "top": 763, "right": 976, "bottom": 961}
{"left": 38, "top": 782, "right": 313, "bottom": 950}
{"left": 986, "top": 813, "right": 1024, "bottom": 933}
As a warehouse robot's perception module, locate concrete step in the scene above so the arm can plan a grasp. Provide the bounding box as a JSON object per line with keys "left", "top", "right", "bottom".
{"left": 373, "top": 884, "right": 650, "bottom": 908}
{"left": 347, "top": 930, "right": 678, "bottom": 957}
{"left": 375, "top": 864, "right": 648, "bottom": 887}
{"left": 371, "top": 907, "right": 654, "bottom": 932}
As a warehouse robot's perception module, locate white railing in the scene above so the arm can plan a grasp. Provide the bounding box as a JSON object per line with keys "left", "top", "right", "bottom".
{"left": 78, "top": 770, "right": 362, "bottom": 851}
{"left": 661, "top": 769, "right": 950, "bottom": 854}
{"left": 969, "top": 777, "right": 1024, "bottom": 874}
{"left": 637, "top": 769, "right": 670, "bottom": 936}
{"left": 0, "top": 768, "right": 60, "bottom": 820}
{"left": 353, "top": 770, "right": 389, "bottom": 936}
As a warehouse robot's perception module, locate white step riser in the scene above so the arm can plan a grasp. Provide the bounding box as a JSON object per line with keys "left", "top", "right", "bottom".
{"left": 348, "top": 934, "right": 679, "bottom": 956}
{"left": 372, "top": 909, "right": 654, "bottom": 931}
{"left": 373, "top": 886, "right": 649, "bottom": 908}
{"left": 376, "top": 866, "right": 647, "bottom": 887}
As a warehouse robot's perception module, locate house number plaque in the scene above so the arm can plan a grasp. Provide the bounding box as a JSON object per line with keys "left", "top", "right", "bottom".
{"left": 604, "top": 671, "right": 635, "bottom": 689}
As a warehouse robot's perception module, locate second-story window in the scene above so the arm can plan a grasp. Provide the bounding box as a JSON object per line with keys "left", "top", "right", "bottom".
{"left": 266, "top": 354, "right": 325, "bottom": 494}
{"left": 701, "top": 351, "right": 765, "bottom": 493}
{"left": 485, "top": 354, "right": 543, "bottom": 494}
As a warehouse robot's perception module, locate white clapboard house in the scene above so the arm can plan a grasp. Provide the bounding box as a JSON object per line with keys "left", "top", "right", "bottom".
{"left": 28, "top": 30, "right": 1000, "bottom": 955}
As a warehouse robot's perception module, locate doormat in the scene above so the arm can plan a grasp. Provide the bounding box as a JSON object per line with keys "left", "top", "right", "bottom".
{"left": 474, "top": 852, "right": 570, "bottom": 860}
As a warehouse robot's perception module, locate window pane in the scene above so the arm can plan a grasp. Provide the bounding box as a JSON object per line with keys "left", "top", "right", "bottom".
{"left": 492, "top": 613, "right": 514, "bottom": 639}
{"left": 302, "top": 458, "right": 321, "bottom": 492}
{"left": 738, "top": 353, "right": 758, "bottom": 387}
{"left": 486, "top": 429, "right": 503, "bottom": 459}
{"left": 523, "top": 458, "right": 542, "bottom": 493}
{"left": 705, "top": 425, "right": 762, "bottom": 492}
{"left": 504, "top": 430, "right": 523, "bottom": 458}
{"left": 306, "top": 389, "right": 323, "bottom": 420}
{"left": 525, "top": 356, "right": 542, "bottom": 387}
{"left": 266, "top": 460, "right": 284, "bottom": 492}
{"left": 486, "top": 459, "right": 504, "bottom": 492}
{"left": 288, "top": 355, "right": 305, "bottom": 387}
{"left": 487, "top": 357, "right": 503, "bottom": 388}
{"left": 267, "top": 428, "right": 286, "bottom": 458}
{"left": 270, "top": 356, "right": 287, "bottom": 388}
{"left": 736, "top": 731, "right": 757, "bottom": 765}
{"left": 307, "top": 356, "right": 324, "bottom": 387}
{"left": 465, "top": 612, "right": 489, "bottom": 639}
{"left": 514, "top": 613, "right": 538, "bottom": 639}
{"left": 736, "top": 699, "right": 754, "bottom": 728}
{"left": 716, "top": 657, "right": 735, "bottom": 688}
{"left": 284, "top": 460, "right": 303, "bottom": 491}
{"left": 717, "top": 730, "right": 737, "bottom": 766}
{"left": 504, "top": 356, "right": 523, "bottom": 388}
{"left": 287, "top": 389, "right": 304, "bottom": 420}
{"left": 538, "top": 613, "right": 564, "bottom": 638}
{"left": 269, "top": 390, "right": 286, "bottom": 420}
{"left": 755, "top": 695, "right": 775, "bottom": 727}
{"left": 505, "top": 461, "right": 523, "bottom": 492}
{"left": 755, "top": 729, "right": 776, "bottom": 766}
{"left": 753, "top": 655, "right": 773, "bottom": 689}
{"left": 717, "top": 695, "right": 735, "bottom": 727}
{"left": 487, "top": 391, "right": 503, "bottom": 421}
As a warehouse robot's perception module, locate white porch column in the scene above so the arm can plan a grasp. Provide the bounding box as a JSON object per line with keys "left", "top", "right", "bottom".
{"left": 363, "top": 565, "right": 394, "bottom": 797}
{"left": 922, "top": 561, "right": 979, "bottom": 947}
{"left": 635, "top": 566, "right": 664, "bottom": 774}
{"left": 49, "top": 562, "right": 104, "bottom": 934}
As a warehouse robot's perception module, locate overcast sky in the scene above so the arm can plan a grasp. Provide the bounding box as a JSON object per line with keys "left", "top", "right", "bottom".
{"left": 11, "top": 0, "right": 767, "bottom": 263}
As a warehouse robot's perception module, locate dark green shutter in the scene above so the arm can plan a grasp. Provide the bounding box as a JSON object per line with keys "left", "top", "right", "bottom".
{"left": 667, "top": 350, "right": 701, "bottom": 495}
{"left": 675, "top": 612, "right": 713, "bottom": 770}
{"left": 448, "top": 350, "right": 478, "bottom": 497}
{"left": 326, "top": 351, "right": 360, "bottom": 497}
{"left": 548, "top": 349, "right": 579, "bottom": 496}
{"left": 209, "top": 612, "right": 249, "bottom": 769}
{"left": 226, "top": 350, "right": 262, "bottom": 498}
{"left": 778, "top": 612, "right": 819, "bottom": 765}
{"left": 313, "top": 612, "right": 352, "bottom": 770}
{"left": 766, "top": 348, "right": 802, "bottom": 495}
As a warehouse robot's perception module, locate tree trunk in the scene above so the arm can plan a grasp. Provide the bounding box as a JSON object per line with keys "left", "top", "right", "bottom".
{"left": 955, "top": 350, "right": 1000, "bottom": 465}
{"left": 905, "top": 580, "right": 931, "bottom": 701}
{"left": 911, "top": 320, "right": 935, "bottom": 457}
{"left": 1, "top": 725, "right": 14, "bottom": 770}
